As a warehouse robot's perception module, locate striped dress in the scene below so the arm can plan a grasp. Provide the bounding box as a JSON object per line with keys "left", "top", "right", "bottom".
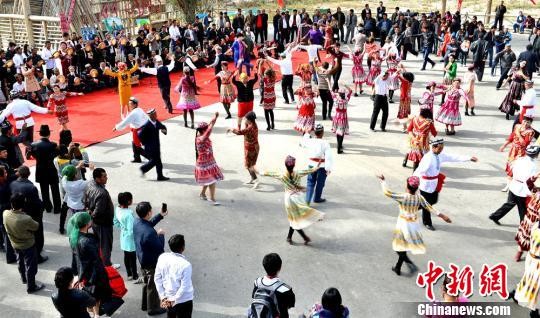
{"left": 516, "top": 193, "right": 540, "bottom": 252}
{"left": 381, "top": 181, "right": 439, "bottom": 254}
{"left": 263, "top": 168, "right": 325, "bottom": 230}
{"left": 515, "top": 222, "right": 540, "bottom": 310}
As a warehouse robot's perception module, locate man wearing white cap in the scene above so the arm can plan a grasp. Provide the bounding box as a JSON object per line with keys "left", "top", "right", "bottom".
{"left": 413, "top": 138, "right": 478, "bottom": 231}
{"left": 113, "top": 97, "right": 149, "bottom": 163}
{"left": 490, "top": 144, "right": 540, "bottom": 226}
{"left": 140, "top": 55, "right": 175, "bottom": 114}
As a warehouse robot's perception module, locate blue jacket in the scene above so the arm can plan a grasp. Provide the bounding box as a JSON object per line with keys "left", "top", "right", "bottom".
{"left": 133, "top": 214, "right": 164, "bottom": 269}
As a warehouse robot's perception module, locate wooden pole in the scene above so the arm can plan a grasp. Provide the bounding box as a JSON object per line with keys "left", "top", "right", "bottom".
{"left": 20, "top": 0, "right": 34, "bottom": 46}
{"left": 486, "top": 0, "right": 493, "bottom": 24}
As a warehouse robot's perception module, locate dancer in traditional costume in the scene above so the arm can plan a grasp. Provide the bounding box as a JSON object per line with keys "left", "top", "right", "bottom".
{"left": 260, "top": 155, "right": 325, "bottom": 245}
{"left": 176, "top": 66, "right": 201, "bottom": 129}
{"left": 366, "top": 53, "right": 382, "bottom": 89}
{"left": 386, "top": 53, "right": 401, "bottom": 104}
{"left": 463, "top": 65, "right": 478, "bottom": 116}
{"left": 47, "top": 84, "right": 83, "bottom": 130}
{"left": 227, "top": 111, "right": 259, "bottom": 188}
{"left": 435, "top": 78, "right": 470, "bottom": 135}
{"left": 403, "top": 109, "right": 437, "bottom": 170}
{"left": 294, "top": 83, "right": 317, "bottom": 133}
{"left": 260, "top": 68, "right": 277, "bottom": 131}
{"left": 500, "top": 117, "right": 535, "bottom": 192}
{"left": 331, "top": 86, "right": 352, "bottom": 154}
{"left": 351, "top": 48, "right": 366, "bottom": 96}
{"left": 232, "top": 71, "right": 258, "bottom": 129}
{"left": 206, "top": 61, "right": 235, "bottom": 119}
{"left": 195, "top": 112, "right": 223, "bottom": 206}
{"left": 395, "top": 69, "right": 415, "bottom": 132}
{"left": 419, "top": 82, "right": 446, "bottom": 113}
{"left": 499, "top": 61, "right": 529, "bottom": 120}
{"left": 104, "top": 62, "right": 139, "bottom": 116}
{"left": 113, "top": 97, "right": 149, "bottom": 163}
{"left": 377, "top": 174, "right": 451, "bottom": 276}
{"left": 441, "top": 54, "right": 457, "bottom": 105}
{"left": 295, "top": 63, "right": 313, "bottom": 88}
{"left": 515, "top": 190, "right": 540, "bottom": 262}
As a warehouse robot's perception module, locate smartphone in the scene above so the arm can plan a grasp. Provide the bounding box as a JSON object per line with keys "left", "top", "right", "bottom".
{"left": 161, "top": 203, "right": 167, "bottom": 213}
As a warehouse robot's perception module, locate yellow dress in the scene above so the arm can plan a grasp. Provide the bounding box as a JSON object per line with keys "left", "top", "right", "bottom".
{"left": 104, "top": 64, "right": 139, "bottom": 108}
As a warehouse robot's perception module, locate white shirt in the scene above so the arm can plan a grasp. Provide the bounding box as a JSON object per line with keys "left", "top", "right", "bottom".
{"left": 13, "top": 53, "right": 24, "bottom": 74}
{"left": 154, "top": 252, "right": 194, "bottom": 306}
{"left": 12, "top": 82, "right": 25, "bottom": 93}
{"left": 140, "top": 61, "right": 175, "bottom": 76}
{"left": 266, "top": 48, "right": 293, "bottom": 75}
{"left": 0, "top": 99, "right": 49, "bottom": 129}
{"left": 296, "top": 44, "right": 323, "bottom": 62}
{"left": 289, "top": 14, "right": 301, "bottom": 27}
{"left": 115, "top": 107, "right": 149, "bottom": 130}
{"left": 517, "top": 87, "right": 537, "bottom": 118}
{"left": 509, "top": 156, "right": 537, "bottom": 197}
{"left": 373, "top": 74, "right": 389, "bottom": 96}
{"left": 300, "top": 133, "right": 333, "bottom": 172}
{"left": 61, "top": 177, "right": 88, "bottom": 210}
{"left": 382, "top": 43, "right": 399, "bottom": 57}
{"left": 353, "top": 33, "right": 367, "bottom": 52}
{"left": 169, "top": 25, "right": 181, "bottom": 41}
{"left": 40, "top": 47, "right": 55, "bottom": 70}
{"left": 414, "top": 151, "right": 471, "bottom": 193}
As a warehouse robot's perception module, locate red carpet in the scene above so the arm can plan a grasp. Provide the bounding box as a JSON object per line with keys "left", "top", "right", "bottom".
{"left": 19, "top": 51, "right": 314, "bottom": 146}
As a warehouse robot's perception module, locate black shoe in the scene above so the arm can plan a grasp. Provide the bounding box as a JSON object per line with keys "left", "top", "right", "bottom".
{"left": 337, "top": 149, "right": 344, "bottom": 154}
{"left": 131, "top": 159, "right": 142, "bottom": 163}
{"left": 157, "top": 176, "right": 170, "bottom": 181}
{"left": 271, "top": 124, "right": 275, "bottom": 130}
{"left": 465, "top": 111, "right": 470, "bottom": 116}
{"left": 38, "top": 255, "right": 49, "bottom": 264}
{"left": 225, "top": 114, "right": 232, "bottom": 119}
{"left": 184, "top": 122, "right": 188, "bottom": 127}
{"left": 425, "top": 224, "right": 436, "bottom": 231}
{"left": 471, "top": 110, "right": 476, "bottom": 116}
{"left": 402, "top": 159, "right": 407, "bottom": 167}
{"left": 313, "top": 198, "right": 326, "bottom": 203}
{"left": 489, "top": 215, "right": 501, "bottom": 225}
{"left": 380, "top": 128, "right": 386, "bottom": 132}
{"left": 7, "top": 259, "right": 16, "bottom": 264}
{"left": 27, "top": 283, "right": 45, "bottom": 294}
{"left": 506, "top": 114, "right": 510, "bottom": 120}
{"left": 59, "top": 228, "right": 65, "bottom": 235}
{"left": 354, "top": 93, "right": 358, "bottom": 97}
{"left": 284, "top": 101, "right": 289, "bottom": 104}
{"left": 392, "top": 266, "right": 401, "bottom": 276}
{"left": 267, "top": 126, "right": 271, "bottom": 131}
{"left": 148, "top": 308, "right": 167, "bottom": 316}
{"left": 389, "top": 99, "right": 395, "bottom": 103}
{"left": 21, "top": 277, "right": 26, "bottom": 284}
{"left": 420, "top": 68, "right": 426, "bottom": 71}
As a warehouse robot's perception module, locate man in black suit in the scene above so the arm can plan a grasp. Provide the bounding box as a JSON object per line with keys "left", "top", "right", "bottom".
{"left": 261, "top": 9, "right": 269, "bottom": 42}
{"left": 376, "top": 1, "right": 386, "bottom": 21}
{"left": 29, "top": 125, "right": 60, "bottom": 214}
{"left": 273, "top": 9, "right": 281, "bottom": 42}
{"left": 333, "top": 7, "right": 346, "bottom": 43}
{"left": 138, "top": 109, "right": 169, "bottom": 181}
{"left": 471, "top": 34, "right": 489, "bottom": 81}
{"left": 278, "top": 12, "right": 290, "bottom": 45}
{"left": 9, "top": 165, "right": 47, "bottom": 263}
{"left": 140, "top": 55, "right": 174, "bottom": 113}
{"left": 518, "top": 44, "right": 539, "bottom": 79}
{"left": 0, "top": 120, "right": 26, "bottom": 170}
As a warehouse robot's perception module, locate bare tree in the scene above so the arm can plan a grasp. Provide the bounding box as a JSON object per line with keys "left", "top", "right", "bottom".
{"left": 170, "top": 0, "right": 214, "bottom": 23}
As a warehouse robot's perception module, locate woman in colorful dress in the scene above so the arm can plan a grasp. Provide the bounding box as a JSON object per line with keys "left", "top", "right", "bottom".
{"left": 515, "top": 188, "right": 540, "bottom": 262}
{"left": 363, "top": 36, "right": 380, "bottom": 70}
{"left": 351, "top": 48, "right": 366, "bottom": 96}
{"left": 295, "top": 63, "right": 313, "bottom": 88}
{"left": 435, "top": 78, "right": 470, "bottom": 135}
{"left": 195, "top": 112, "right": 224, "bottom": 206}
{"left": 462, "top": 65, "right": 478, "bottom": 116}
{"left": 260, "top": 155, "right": 324, "bottom": 245}
{"left": 366, "top": 53, "right": 382, "bottom": 93}
{"left": 324, "top": 22, "right": 334, "bottom": 50}
{"left": 176, "top": 66, "right": 201, "bottom": 129}
{"left": 331, "top": 86, "right": 352, "bottom": 154}
{"left": 47, "top": 84, "right": 83, "bottom": 130}
{"left": 499, "top": 61, "right": 529, "bottom": 120}
{"left": 510, "top": 222, "right": 540, "bottom": 317}
{"left": 395, "top": 70, "right": 415, "bottom": 132}
{"left": 294, "top": 83, "right": 317, "bottom": 133}
{"left": 227, "top": 111, "right": 259, "bottom": 188}
{"left": 419, "top": 82, "right": 446, "bottom": 113}
{"left": 386, "top": 53, "right": 401, "bottom": 104}
{"left": 261, "top": 68, "right": 277, "bottom": 131}
{"left": 499, "top": 117, "right": 535, "bottom": 192}
{"left": 232, "top": 71, "right": 258, "bottom": 129}
{"left": 206, "top": 61, "right": 235, "bottom": 119}
{"left": 403, "top": 109, "right": 437, "bottom": 170}
{"left": 441, "top": 54, "right": 457, "bottom": 104}
{"left": 376, "top": 174, "right": 451, "bottom": 276}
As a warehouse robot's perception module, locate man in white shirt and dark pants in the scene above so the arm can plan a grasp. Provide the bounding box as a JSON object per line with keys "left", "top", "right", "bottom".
{"left": 370, "top": 71, "right": 390, "bottom": 132}
{"left": 113, "top": 97, "right": 149, "bottom": 163}
{"left": 414, "top": 139, "right": 478, "bottom": 230}
{"left": 302, "top": 124, "right": 333, "bottom": 204}
{"left": 154, "top": 234, "right": 193, "bottom": 318}
{"left": 513, "top": 80, "right": 537, "bottom": 131}
{"left": 265, "top": 45, "right": 295, "bottom": 104}
{"left": 490, "top": 145, "right": 540, "bottom": 225}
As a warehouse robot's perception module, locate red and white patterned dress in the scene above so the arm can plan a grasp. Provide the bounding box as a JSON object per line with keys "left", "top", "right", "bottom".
{"left": 387, "top": 59, "right": 400, "bottom": 91}
{"left": 435, "top": 88, "right": 467, "bottom": 126}
{"left": 217, "top": 71, "right": 236, "bottom": 104}
{"left": 195, "top": 126, "right": 224, "bottom": 185}
{"left": 407, "top": 116, "right": 437, "bottom": 163}
{"left": 293, "top": 85, "right": 316, "bottom": 133}
{"left": 505, "top": 125, "right": 535, "bottom": 177}
{"left": 47, "top": 92, "right": 78, "bottom": 125}
{"left": 331, "top": 90, "right": 352, "bottom": 136}
{"left": 366, "top": 59, "right": 381, "bottom": 86}
{"left": 176, "top": 76, "right": 201, "bottom": 110}
{"left": 261, "top": 77, "right": 276, "bottom": 110}
{"left": 351, "top": 53, "right": 366, "bottom": 84}
{"left": 397, "top": 76, "right": 412, "bottom": 120}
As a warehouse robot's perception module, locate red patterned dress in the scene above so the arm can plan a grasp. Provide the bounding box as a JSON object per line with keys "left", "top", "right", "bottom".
{"left": 351, "top": 53, "right": 366, "bottom": 84}
{"left": 386, "top": 59, "right": 400, "bottom": 91}
{"left": 366, "top": 59, "right": 381, "bottom": 86}
{"left": 293, "top": 85, "right": 316, "bottom": 133}
{"left": 505, "top": 124, "right": 535, "bottom": 176}
{"left": 232, "top": 122, "right": 259, "bottom": 168}
{"left": 217, "top": 70, "right": 236, "bottom": 104}
{"left": 261, "top": 77, "right": 276, "bottom": 110}
{"left": 397, "top": 76, "right": 412, "bottom": 120}
{"left": 195, "top": 126, "right": 224, "bottom": 185}
{"left": 517, "top": 189, "right": 540, "bottom": 252}
{"left": 407, "top": 116, "right": 437, "bottom": 163}
{"left": 331, "top": 90, "right": 352, "bottom": 136}
{"left": 47, "top": 92, "right": 78, "bottom": 125}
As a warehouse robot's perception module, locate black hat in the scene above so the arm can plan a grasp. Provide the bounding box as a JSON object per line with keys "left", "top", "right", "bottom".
{"left": 39, "top": 124, "right": 51, "bottom": 136}
{"left": 0, "top": 145, "right": 7, "bottom": 152}
{"left": 0, "top": 120, "right": 12, "bottom": 131}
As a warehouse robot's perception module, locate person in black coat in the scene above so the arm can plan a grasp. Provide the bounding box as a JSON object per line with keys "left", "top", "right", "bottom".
{"left": 140, "top": 55, "right": 174, "bottom": 114}
{"left": 52, "top": 266, "right": 97, "bottom": 318}
{"left": 273, "top": 9, "right": 282, "bottom": 42}
{"left": 138, "top": 109, "right": 169, "bottom": 181}
{"left": 470, "top": 34, "right": 488, "bottom": 81}
{"left": 29, "top": 125, "right": 60, "bottom": 214}
{"left": 9, "top": 165, "right": 47, "bottom": 262}
{"left": 0, "top": 120, "right": 26, "bottom": 170}
{"left": 518, "top": 44, "right": 538, "bottom": 79}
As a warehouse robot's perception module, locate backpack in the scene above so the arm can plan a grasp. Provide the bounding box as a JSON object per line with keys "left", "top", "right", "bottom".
{"left": 105, "top": 265, "right": 127, "bottom": 298}
{"left": 248, "top": 277, "right": 285, "bottom": 318}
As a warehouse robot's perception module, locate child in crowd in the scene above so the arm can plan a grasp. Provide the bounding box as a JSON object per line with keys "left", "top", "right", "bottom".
{"left": 113, "top": 192, "right": 141, "bottom": 283}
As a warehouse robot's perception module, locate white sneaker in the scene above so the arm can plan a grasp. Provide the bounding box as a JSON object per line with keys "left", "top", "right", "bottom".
{"left": 208, "top": 200, "right": 221, "bottom": 206}
{"left": 244, "top": 179, "right": 255, "bottom": 185}
{"left": 112, "top": 263, "right": 121, "bottom": 269}
{"left": 252, "top": 180, "right": 260, "bottom": 189}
